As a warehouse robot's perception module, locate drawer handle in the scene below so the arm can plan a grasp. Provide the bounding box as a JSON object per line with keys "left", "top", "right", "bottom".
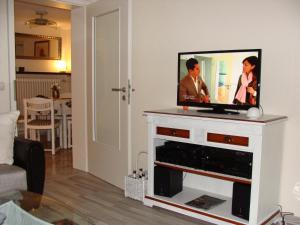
{"left": 224, "top": 136, "right": 232, "bottom": 143}
{"left": 172, "top": 130, "right": 177, "bottom": 136}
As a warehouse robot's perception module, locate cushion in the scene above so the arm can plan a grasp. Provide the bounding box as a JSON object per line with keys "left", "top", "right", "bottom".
{"left": 0, "top": 111, "right": 20, "bottom": 165}
{"left": 0, "top": 164, "right": 27, "bottom": 193}
{"left": 0, "top": 201, "right": 52, "bottom": 225}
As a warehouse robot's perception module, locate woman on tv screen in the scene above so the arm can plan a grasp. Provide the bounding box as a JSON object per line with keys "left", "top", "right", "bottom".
{"left": 233, "top": 56, "right": 259, "bottom": 105}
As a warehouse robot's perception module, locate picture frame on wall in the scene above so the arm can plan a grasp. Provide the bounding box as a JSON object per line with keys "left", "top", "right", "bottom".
{"left": 34, "top": 40, "right": 50, "bottom": 57}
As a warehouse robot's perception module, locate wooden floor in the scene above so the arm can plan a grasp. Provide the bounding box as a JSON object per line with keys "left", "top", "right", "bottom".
{"left": 44, "top": 150, "right": 213, "bottom": 225}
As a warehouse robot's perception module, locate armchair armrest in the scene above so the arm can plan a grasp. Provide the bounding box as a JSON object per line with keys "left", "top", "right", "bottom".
{"left": 13, "top": 137, "right": 45, "bottom": 194}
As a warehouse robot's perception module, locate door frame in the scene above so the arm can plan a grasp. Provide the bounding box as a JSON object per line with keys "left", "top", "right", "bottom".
{"left": 7, "top": 0, "right": 132, "bottom": 175}
{"left": 8, "top": 0, "right": 16, "bottom": 111}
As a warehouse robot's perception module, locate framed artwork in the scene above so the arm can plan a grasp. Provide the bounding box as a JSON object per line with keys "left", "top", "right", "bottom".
{"left": 34, "top": 40, "right": 50, "bottom": 57}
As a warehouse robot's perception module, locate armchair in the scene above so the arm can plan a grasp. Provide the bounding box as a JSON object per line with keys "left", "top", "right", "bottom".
{"left": 13, "top": 137, "right": 45, "bottom": 194}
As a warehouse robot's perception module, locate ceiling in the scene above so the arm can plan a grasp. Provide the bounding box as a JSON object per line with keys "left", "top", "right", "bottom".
{"left": 53, "top": 0, "right": 99, "bottom": 7}
{"left": 15, "top": 0, "right": 99, "bottom": 9}
{"left": 14, "top": 0, "right": 99, "bottom": 30}
{"left": 15, "top": 0, "right": 72, "bottom": 10}
{"left": 14, "top": 1, "right": 71, "bottom": 30}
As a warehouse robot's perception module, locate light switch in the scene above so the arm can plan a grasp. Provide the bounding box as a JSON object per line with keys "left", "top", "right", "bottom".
{"left": 0, "top": 82, "right": 5, "bottom": 91}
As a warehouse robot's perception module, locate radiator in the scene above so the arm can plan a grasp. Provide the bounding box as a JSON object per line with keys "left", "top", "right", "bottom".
{"left": 16, "top": 77, "right": 70, "bottom": 114}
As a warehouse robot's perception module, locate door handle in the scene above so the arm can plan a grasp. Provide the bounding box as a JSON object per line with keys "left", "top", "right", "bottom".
{"left": 111, "top": 87, "right": 126, "bottom": 93}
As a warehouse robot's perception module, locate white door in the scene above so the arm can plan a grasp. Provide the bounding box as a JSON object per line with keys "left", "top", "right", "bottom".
{"left": 86, "top": 0, "right": 131, "bottom": 189}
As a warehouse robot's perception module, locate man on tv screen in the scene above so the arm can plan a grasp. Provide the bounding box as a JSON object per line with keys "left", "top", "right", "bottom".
{"left": 179, "top": 58, "right": 210, "bottom": 103}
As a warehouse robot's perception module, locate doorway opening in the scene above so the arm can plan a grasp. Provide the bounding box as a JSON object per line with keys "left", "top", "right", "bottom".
{"left": 14, "top": 0, "right": 73, "bottom": 156}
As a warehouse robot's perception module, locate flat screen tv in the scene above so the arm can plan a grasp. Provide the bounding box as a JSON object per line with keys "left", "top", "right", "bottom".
{"left": 177, "top": 49, "right": 262, "bottom": 114}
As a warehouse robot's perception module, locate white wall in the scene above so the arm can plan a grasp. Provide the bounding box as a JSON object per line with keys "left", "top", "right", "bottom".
{"left": 71, "top": 6, "right": 88, "bottom": 171}
{"left": 0, "top": 0, "right": 11, "bottom": 113}
{"left": 131, "top": 0, "right": 300, "bottom": 215}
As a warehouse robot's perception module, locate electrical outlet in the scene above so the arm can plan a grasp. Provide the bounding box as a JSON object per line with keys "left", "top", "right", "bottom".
{"left": 285, "top": 215, "right": 300, "bottom": 225}
{"left": 0, "top": 82, "right": 5, "bottom": 91}
{"left": 271, "top": 217, "right": 282, "bottom": 225}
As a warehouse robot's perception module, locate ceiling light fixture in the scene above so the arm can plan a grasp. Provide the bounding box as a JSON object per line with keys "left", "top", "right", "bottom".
{"left": 25, "top": 10, "right": 57, "bottom": 29}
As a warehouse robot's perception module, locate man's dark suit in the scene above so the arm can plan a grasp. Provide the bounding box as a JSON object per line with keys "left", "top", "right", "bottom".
{"left": 179, "top": 75, "right": 209, "bottom": 103}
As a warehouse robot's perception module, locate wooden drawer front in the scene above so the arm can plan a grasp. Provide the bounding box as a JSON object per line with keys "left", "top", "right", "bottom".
{"left": 207, "top": 133, "right": 249, "bottom": 147}
{"left": 157, "top": 127, "right": 190, "bottom": 139}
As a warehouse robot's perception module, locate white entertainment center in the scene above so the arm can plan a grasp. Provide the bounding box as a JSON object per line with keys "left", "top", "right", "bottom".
{"left": 143, "top": 108, "right": 287, "bottom": 225}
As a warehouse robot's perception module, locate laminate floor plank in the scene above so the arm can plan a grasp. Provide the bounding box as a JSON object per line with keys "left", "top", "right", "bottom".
{"left": 44, "top": 150, "right": 213, "bottom": 225}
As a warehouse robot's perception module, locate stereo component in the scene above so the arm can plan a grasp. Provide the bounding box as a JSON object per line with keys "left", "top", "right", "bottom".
{"left": 154, "top": 166, "right": 183, "bottom": 197}
{"left": 156, "top": 141, "right": 253, "bottom": 179}
{"left": 232, "top": 182, "right": 251, "bottom": 220}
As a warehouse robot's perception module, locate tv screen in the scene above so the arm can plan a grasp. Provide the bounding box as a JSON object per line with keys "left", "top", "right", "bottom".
{"left": 177, "top": 49, "right": 261, "bottom": 113}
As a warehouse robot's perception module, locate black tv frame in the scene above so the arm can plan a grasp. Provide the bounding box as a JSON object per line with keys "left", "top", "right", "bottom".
{"left": 177, "top": 49, "right": 262, "bottom": 114}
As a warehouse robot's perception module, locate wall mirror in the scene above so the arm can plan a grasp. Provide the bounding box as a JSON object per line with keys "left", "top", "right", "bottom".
{"left": 15, "top": 33, "right": 62, "bottom": 60}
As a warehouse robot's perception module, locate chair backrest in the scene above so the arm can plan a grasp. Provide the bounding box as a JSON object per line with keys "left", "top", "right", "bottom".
{"left": 24, "top": 97, "right": 53, "bottom": 112}
{"left": 53, "top": 99, "right": 72, "bottom": 116}
{"left": 63, "top": 100, "right": 72, "bottom": 116}
{"left": 58, "top": 93, "right": 72, "bottom": 116}
{"left": 23, "top": 98, "right": 55, "bottom": 126}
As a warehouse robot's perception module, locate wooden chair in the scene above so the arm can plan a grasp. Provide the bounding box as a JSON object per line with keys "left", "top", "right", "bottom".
{"left": 16, "top": 114, "right": 25, "bottom": 137}
{"left": 67, "top": 116, "right": 72, "bottom": 148}
{"left": 23, "top": 97, "right": 62, "bottom": 155}
{"left": 63, "top": 99, "right": 72, "bottom": 149}
{"left": 53, "top": 98, "right": 71, "bottom": 149}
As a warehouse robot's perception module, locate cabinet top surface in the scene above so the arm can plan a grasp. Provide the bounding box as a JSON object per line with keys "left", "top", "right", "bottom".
{"left": 144, "top": 108, "right": 287, "bottom": 124}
